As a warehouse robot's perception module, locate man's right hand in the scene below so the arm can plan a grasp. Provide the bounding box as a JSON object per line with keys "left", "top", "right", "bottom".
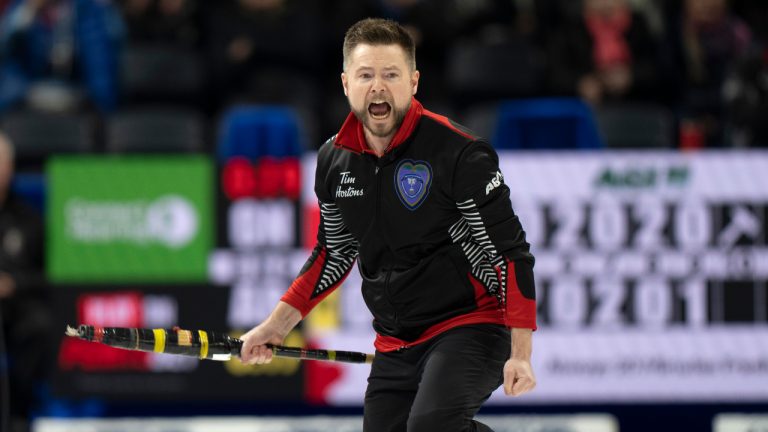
{"left": 239, "top": 322, "right": 286, "bottom": 364}
{"left": 239, "top": 301, "right": 303, "bottom": 365}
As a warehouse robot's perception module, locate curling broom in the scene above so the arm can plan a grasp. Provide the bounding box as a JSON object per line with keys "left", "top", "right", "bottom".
{"left": 65, "top": 324, "right": 374, "bottom": 364}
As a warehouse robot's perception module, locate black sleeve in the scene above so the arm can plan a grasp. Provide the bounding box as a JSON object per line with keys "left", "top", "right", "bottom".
{"left": 452, "top": 140, "right": 533, "bottom": 262}
{"left": 280, "top": 141, "right": 358, "bottom": 316}
{"left": 452, "top": 141, "right": 537, "bottom": 329}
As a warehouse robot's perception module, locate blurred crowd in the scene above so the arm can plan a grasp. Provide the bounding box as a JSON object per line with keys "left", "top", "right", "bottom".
{"left": 0, "top": 0, "right": 765, "bottom": 151}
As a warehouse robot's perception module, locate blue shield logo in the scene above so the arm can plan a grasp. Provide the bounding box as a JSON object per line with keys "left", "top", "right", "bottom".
{"left": 395, "top": 160, "right": 432, "bottom": 210}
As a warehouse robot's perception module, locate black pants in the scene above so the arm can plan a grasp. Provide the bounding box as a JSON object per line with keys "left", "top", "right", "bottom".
{"left": 363, "top": 324, "right": 511, "bottom": 432}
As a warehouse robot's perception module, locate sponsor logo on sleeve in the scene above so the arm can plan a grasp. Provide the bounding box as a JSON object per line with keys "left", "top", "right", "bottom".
{"left": 485, "top": 171, "right": 504, "bottom": 195}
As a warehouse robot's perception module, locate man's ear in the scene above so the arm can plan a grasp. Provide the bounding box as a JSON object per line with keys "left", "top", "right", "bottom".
{"left": 341, "top": 72, "right": 349, "bottom": 96}
{"left": 411, "top": 70, "right": 420, "bottom": 95}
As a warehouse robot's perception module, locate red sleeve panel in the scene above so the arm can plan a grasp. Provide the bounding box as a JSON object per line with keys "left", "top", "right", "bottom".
{"left": 502, "top": 258, "right": 537, "bottom": 330}
{"left": 452, "top": 140, "right": 537, "bottom": 330}
{"left": 281, "top": 245, "right": 355, "bottom": 317}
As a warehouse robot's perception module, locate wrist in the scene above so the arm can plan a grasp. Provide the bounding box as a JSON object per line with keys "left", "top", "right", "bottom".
{"left": 265, "top": 301, "right": 302, "bottom": 338}
{"left": 510, "top": 328, "right": 533, "bottom": 361}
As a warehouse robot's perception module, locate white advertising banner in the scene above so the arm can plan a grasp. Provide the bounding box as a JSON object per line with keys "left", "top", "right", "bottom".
{"left": 297, "top": 151, "right": 768, "bottom": 404}
{"left": 714, "top": 414, "right": 768, "bottom": 432}
{"left": 33, "top": 415, "right": 618, "bottom": 432}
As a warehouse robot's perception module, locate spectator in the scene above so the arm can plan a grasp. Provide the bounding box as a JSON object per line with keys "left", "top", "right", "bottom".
{"left": 723, "top": 45, "right": 768, "bottom": 147}
{"left": 0, "top": 131, "right": 50, "bottom": 432}
{"left": 119, "top": 0, "right": 201, "bottom": 48}
{"left": 206, "top": 0, "right": 323, "bottom": 111}
{"left": 730, "top": 0, "right": 767, "bottom": 46}
{"left": 0, "top": 0, "right": 124, "bottom": 114}
{"left": 548, "top": 0, "right": 663, "bottom": 105}
{"left": 665, "top": 0, "right": 753, "bottom": 147}
{"left": 382, "top": 0, "right": 522, "bottom": 107}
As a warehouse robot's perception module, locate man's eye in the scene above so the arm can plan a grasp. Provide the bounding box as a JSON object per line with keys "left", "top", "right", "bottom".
{"left": 360, "top": 73, "right": 372, "bottom": 79}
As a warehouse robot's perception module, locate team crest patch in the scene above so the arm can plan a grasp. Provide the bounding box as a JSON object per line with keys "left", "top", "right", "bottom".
{"left": 395, "top": 160, "right": 432, "bottom": 210}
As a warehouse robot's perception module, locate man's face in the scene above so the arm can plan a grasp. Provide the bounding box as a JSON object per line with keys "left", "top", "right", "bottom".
{"left": 341, "top": 44, "right": 419, "bottom": 139}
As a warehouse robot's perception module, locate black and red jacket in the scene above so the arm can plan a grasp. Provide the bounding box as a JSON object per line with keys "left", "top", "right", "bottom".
{"left": 282, "top": 98, "right": 536, "bottom": 352}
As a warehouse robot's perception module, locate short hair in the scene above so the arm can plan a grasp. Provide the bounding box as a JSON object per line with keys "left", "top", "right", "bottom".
{"left": 342, "top": 18, "right": 416, "bottom": 72}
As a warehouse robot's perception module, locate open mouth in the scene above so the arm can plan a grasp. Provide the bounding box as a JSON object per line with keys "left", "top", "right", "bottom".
{"left": 368, "top": 102, "right": 392, "bottom": 120}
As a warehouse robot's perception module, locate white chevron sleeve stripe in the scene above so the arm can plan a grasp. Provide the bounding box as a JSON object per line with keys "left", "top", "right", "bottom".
{"left": 314, "top": 202, "right": 359, "bottom": 295}
{"left": 449, "top": 200, "right": 505, "bottom": 304}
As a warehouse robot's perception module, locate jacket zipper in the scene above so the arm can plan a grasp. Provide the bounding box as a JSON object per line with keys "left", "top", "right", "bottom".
{"left": 374, "top": 161, "right": 399, "bottom": 330}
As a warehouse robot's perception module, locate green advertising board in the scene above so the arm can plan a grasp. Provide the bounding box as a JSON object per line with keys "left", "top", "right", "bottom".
{"left": 48, "top": 156, "right": 214, "bottom": 282}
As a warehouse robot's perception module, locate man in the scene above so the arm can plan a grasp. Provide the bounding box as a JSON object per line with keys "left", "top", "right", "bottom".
{"left": 0, "top": 132, "right": 49, "bottom": 432}
{"left": 0, "top": 0, "right": 124, "bottom": 114}
{"left": 241, "top": 18, "right": 536, "bottom": 431}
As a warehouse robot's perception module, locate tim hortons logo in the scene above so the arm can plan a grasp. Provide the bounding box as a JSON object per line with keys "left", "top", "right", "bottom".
{"left": 336, "top": 171, "right": 364, "bottom": 198}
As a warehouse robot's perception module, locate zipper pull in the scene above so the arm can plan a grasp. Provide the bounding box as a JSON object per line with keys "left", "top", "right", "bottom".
{"left": 375, "top": 166, "right": 379, "bottom": 175}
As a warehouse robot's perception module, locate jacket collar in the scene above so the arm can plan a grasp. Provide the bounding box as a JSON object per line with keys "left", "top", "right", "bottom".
{"left": 334, "top": 98, "right": 424, "bottom": 155}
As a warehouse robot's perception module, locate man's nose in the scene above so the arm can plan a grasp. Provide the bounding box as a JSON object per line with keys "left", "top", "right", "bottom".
{"left": 370, "top": 76, "right": 386, "bottom": 93}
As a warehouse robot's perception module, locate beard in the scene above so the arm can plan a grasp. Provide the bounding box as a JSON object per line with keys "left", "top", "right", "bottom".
{"left": 351, "top": 98, "right": 411, "bottom": 138}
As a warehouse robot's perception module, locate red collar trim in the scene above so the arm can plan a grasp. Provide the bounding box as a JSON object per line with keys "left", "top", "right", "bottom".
{"left": 334, "top": 98, "right": 424, "bottom": 154}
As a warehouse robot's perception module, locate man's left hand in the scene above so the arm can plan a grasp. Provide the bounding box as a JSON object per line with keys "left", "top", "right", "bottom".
{"left": 503, "top": 358, "right": 536, "bottom": 396}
